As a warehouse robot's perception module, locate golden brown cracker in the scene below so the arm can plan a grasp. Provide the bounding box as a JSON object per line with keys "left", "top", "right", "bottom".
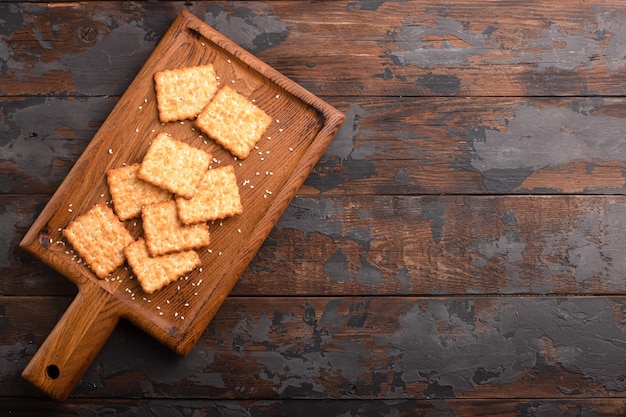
{"left": 138, "top": 133, "right": 211, "bottom": 199}
{"left": 154, "top": 64, "right": 219, "bottom": 123}
{"left": 142, "top": 200, "right": 210, "bottom": 257}
{"left": 176, "top": 165, "right": 242, "bottom": 225}
{"left": 107, "top": 163, "right": 172, "bottom": 221}
{"left": 63, "top": 203, "right": 134, "bottom": 279}
{"left": 195, "top": 86, "right": 272, "bottom": 159}
{"left": 124, "top": 238, "right": 201, "bottom": 294}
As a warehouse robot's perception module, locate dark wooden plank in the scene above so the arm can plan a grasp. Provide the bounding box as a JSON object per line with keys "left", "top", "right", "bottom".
{"left": 5, "top": 194, "right": 626, "bottom": 296}
{"left": 6, "top": 96, "right": 626, "bottom": 196}
{"left": 0, "top": 97, "right": 114, "bottom": 195}
{"left": 1, "top": 398, "right": 625, "bottom": 417}
{"left": 3, "top": 2, "right": 626, "bottom": 97}
{"left": 2, "top": 296, "right": 625, "bottom": 399}
{"left": 309, "top": 97, "right": 626, "bottom": 196}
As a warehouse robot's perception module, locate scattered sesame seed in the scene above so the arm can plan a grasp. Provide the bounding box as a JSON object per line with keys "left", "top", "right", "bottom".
{"left": 276, "top": 119, "right": 280, "bottom": 123}
{"left": 288, "top": 147, "right": 294, "bottom": 152}
{"left": 267, "top": 136, "right": 271, "bottom": 140}
{"left": 218, "top": 252, "right": 223, "bottom": 256}
{"left": 275, "top": 94, "right": 280, "bottom": 99}
{"left": 181, "top": 316, "right": 185, "bottom": 320}
{"left": 144, "top": 98, "right": 148, "bottom": 103}
{"left": 250, "top": 185, "right": 255, "bottom": 189}
{"left": 231, "top": 80, "right": 235, "bottom": 84}
{"left": 279, "top": 128, "right": 284, "bottom": 132}
{"left": 108, "top": 148, "right": 113, "bottom": 154}
{"left": 227, "top": 59, "right": 231, "bottom": 63}
{"left": 68, "top": 208, "right": 73, "bottom": 213}
{"left": 260, "top": 157, "right": 265, "bottom": 161}
{"left": 237, "top": 228, "right": 241, "bottom": 233}
{"left": 201, "top": 42, "right": 205, "bottom": 46}
{"left": 135, "top": 128, "right": 139, "bottom": 133}
{"left": 138, "top": 105, "right": 143, "bottom": 110}
{"left": 184, "top": 302, "right": 190, "bottom": 307}
{"left": 175, "top": 312, "right": 179, "bottom": 317}
{"left": 159, "top": 311, "right": 163, "bottom": 316}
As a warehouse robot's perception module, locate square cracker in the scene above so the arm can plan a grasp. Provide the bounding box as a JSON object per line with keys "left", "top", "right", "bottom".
{"left": 154, "top": 64, "right": 219, "bottom": 123}
{"left": 138, "top": 133, "right": 211, "bottom": 199}
{"left": 125, "top": 238, "right": 201, "bottom": 294}
{"left": 63, "top": 203, "right": 134, "bottom": 279}
{"left": 195, "top": 86, "right": 272, "bottom": 159}
{"left": 176, "top": 165, "right": 242, "bottom": 225}
{"left": 142, "top": 200, "right": 210, "bottom": 257}
{"left": 107, "top": 163, "right": 171, "bottom": 221}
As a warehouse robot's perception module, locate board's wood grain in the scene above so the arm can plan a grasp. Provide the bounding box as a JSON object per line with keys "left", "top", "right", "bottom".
{"left": 16, "top": 11, "right": 343, "bottom": 401}
{"left": 2, "top": 296, "right": 625, "bottom": 400}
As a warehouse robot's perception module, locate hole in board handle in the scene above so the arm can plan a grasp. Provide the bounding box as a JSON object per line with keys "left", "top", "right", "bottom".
{"left": 46, "top": 364, "right": 60, "bottom": 380}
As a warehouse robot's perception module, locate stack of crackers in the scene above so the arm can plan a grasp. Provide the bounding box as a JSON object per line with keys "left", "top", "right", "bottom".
{"left": 63, "top": 63, "right": 272, "bottom": 294}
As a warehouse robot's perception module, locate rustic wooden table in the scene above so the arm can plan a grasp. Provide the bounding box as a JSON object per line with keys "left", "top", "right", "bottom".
{"left": 2, "top": 1, "right": 626, "bottom": 415}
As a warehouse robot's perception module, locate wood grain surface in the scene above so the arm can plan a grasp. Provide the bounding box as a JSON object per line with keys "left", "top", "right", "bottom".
{"left": 2, "top": 0, "right": 626, "bottom": 415}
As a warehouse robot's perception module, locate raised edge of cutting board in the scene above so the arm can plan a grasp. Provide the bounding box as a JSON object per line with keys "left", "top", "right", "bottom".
{"left": 19, "top": 10, "right": 345, "bottom": 401}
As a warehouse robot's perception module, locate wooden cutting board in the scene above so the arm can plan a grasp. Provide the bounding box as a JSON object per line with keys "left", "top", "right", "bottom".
{"left": 19, "top": 10, "right": 344, "bottom": 402}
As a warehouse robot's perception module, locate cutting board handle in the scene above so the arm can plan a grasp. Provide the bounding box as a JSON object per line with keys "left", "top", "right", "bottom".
{"left": 22, "top": 284, "right": 119, "bottom": 402}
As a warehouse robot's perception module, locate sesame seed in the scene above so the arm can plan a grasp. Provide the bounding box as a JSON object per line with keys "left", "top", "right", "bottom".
{"left": 159, "top": 311, "right": 163, "bottom": 316}
{"left": 68, "top": 208, "right": 73, "bottom": 213}
{"left": 231, "top": 80, "right": 235, "bottom": 84}
{"left": 138, "top": 105, "right": 143, "bottom": 110}
{"left": 227, "top": 59, "right": 231, "bottom": 63}
{"left": 279, "top": 128, "right": 284, "bottom": 132}
{"left": 288, "top": 147, "right": 294, "bottom": 152}
{"left": 201, "top": 42, "right": 205, "bottom": 46}
{"left": 184, "top": 303, "right": 190, "bottom": 307}
{"left": 108, "top": 148, "right": 113, "bottom": 154}
{"left": 275, "top": 94, "right": 280, "bottom": 99}
{"left": 135, "top": 128, "right": 139, "bottom": 133}
{"left": 276, "top": 119, "right": 280, "bottom": 123}
{"left": 175, "top": 312, "right": 179, "bottom": 317}
{"left": 237, "top": 228, "right": 241, "bottom": 233}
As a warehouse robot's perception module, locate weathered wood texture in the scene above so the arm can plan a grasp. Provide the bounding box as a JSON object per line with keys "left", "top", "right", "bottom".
{"left": 2, "top": 0, "right": 626, "bottom": 413}
{"left": 1, "top": 399, "right": 626, "bottom": 417}
{"left": 7, "top": 96, "right": 626, "bottom": 196}
{"left": 2, "top": 296, "right": 625, "bottom": 400}
{"left": 4, "top": 194, "right": 626, "bottom": 296}
{"left": 3, "top": 2, "right": 626, "bottom": 97}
